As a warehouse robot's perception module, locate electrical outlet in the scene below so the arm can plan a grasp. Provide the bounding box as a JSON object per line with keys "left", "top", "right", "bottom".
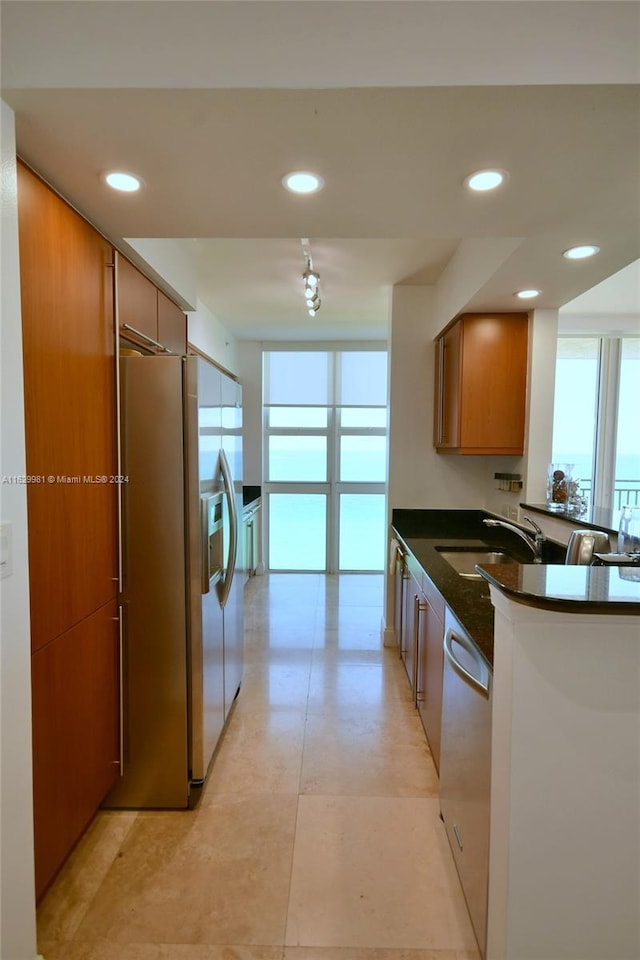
{"left": 507, "top": 506, "right": 519, "bottom": 521}
{"left": 501, "top": 504, "right": 510, "bottom": 518}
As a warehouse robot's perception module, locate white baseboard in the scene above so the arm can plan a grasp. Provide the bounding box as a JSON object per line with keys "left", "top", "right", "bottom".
{"left": 381, "top": 619, "right": 398, "bottom": 649}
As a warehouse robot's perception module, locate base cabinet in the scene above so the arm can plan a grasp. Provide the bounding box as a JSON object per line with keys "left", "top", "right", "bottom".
{"left": 31, "top": 601, "right": 119, "bottom": 899}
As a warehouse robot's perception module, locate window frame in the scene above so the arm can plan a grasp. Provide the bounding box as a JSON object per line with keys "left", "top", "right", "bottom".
{"left": 553, "top": 334, "right": 639, "bottom": 513}
{"left": 263, "top": 347, "right": 388, "bottom": 573}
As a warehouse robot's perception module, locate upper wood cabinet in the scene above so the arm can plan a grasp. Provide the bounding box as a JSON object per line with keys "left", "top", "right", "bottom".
{"left": 17, "top": 162, "right": 118, "bottom": 651}
{"left": 117, "top": 253, "right": 157, "bottom": 344}
{"left": 157, "top": 288, "right": 187, "bottom": 355}
{"left": 117, "top": 252, "right": 187, "bottom": 355}
{"left": 434, "top": 312, "right": 529, "bottom": 455}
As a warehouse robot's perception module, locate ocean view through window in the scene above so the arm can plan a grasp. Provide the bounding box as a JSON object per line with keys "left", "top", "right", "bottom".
{"left": 552, "top": 336, "right": 640, "bottom": 515}
{"left": 263, "top": 349, "right": 388, "bottom": 572}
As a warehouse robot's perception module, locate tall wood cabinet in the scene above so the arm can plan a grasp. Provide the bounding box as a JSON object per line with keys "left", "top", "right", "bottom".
{"left": 434, "top": 312, "right": 528, "bottom": 455}
{"left": 17, "top": 162, "right": 120, "bottom": 899}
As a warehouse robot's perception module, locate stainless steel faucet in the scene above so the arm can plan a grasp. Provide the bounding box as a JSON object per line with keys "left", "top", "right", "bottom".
{"left": 482, "top": 515, "right": 546, "bottom": 562}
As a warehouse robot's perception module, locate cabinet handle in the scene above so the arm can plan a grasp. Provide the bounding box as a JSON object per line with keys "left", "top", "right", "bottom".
{"left": 121, "top": 322, "right": 172, "bottom": 354}
{"left": 117, "top": 605, "right": 124, "bottom": 776}
{"left": 453, "top": 824, "right": 464, "bottom": 851}
{"left": 415, "top": 598, "right": 428, "bottom": 702}
{"left": 443, "top": 628, "right": 490, "bottom": 700}
{"left": 412, "top": 594, "right": 420, "bottom": 705}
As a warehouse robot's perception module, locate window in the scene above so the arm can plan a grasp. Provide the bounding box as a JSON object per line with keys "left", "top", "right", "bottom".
{"left": 263, "top": 348, "right": 388, "bottom": 572}
{"left": 552, "top": 336, "right": 640, "bottom": 514}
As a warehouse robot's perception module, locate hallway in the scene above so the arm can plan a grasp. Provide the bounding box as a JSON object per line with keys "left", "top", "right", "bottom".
{"left": 37, "top": 574, "right": 479, "bottom": 960}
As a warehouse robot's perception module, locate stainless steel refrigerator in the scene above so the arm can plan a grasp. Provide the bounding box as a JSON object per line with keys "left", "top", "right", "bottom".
{"left": 106, "top": 354, "right": 243, "bottom": 809}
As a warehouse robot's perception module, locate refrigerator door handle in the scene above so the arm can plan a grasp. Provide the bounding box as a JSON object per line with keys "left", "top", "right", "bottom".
{"left": 201, "top": 496, "right": 211, "bottom": 595}
{"left": 218, "top": 447, "right": 238, "bottom": 610}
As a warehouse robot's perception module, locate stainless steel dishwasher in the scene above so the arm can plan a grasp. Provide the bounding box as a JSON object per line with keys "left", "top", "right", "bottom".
{"left": 439, "top": 607, "right": 492, "bottom": 959}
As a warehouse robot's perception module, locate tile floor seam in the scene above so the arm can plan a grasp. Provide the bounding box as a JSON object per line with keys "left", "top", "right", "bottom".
{"left": 36, "top": 575, "right": 479, "bottom": 960}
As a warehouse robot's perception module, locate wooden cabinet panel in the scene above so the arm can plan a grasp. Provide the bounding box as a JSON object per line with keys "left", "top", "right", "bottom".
{"left": 434, "top": 312, "right": 528, "bottom": 455}
{"left": 17, "top": 163, "right": 118, "bottom": 651}
{"left": 31, "top": 599, "right": 119, "bottom": 900}
{"left": 400, "top": 564, "right": 420, "bottom": 695}
{"left": 434, "top": 323, "right": 461, "bottom": 448}
{"left": 117, "top": 253, "right": 158, "bottom": 345}
{"left": 157, "top": 288, "right": 187, "bottom": 354}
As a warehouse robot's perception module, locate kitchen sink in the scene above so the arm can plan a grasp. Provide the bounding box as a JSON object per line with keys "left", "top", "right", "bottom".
{"left": 437, "top": 548, "right": 515, "bottom": 578}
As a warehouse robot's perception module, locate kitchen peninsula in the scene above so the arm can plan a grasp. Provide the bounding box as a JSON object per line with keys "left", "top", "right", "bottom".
{"left": 391, "top": 509, "right": 640, "bottom": 960}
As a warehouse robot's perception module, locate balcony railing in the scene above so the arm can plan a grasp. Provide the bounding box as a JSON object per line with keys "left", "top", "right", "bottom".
{"left": 578, "top": 480, "right": 640, "bottom": 510}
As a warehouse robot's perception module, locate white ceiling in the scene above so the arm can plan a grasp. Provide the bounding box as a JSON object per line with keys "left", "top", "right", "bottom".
{"left": 2, "top": 1, "right": 639, "bottom": 341}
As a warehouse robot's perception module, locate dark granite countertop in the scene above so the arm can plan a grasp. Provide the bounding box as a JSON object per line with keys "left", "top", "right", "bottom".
{"left": 477, "top": 563, "right": 640, "bottom": 614}
{"left": 521, "top": 500, "right": 623, "bottom": 537}
{"left": 391, "top": 509, "right": 566, "bottom": 669}
{"left": 391, "top": 509, "right": 639, "bottom": 671}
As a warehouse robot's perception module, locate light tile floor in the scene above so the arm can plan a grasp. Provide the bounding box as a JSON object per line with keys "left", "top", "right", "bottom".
{"left": 37, "top": 574, "right": 480, "bottom": 960}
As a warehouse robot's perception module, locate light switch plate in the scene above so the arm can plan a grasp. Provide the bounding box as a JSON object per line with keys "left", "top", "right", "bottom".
{"left": 0, "top": 522, "right": 13, "bottom": 578}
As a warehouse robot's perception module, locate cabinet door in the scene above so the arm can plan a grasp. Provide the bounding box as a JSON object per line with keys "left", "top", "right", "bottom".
{"left": 459, "top": 313, "right": 528, "bottom": 453}
{"left": 393, "top": 545, "right": 405, "bottom": 645}
{"left": 117, "top": 253, "right": 158, "bottom": 346}
{"left": 157, "top": 288, "right": 187, "bottom": 355}
{"left": 31, "top": 600, "right": 120, "bottom": 900}
{"left": 434, "top": 322, "right": 460, "bottom": 449}
{"left": 416, "top": 595, "right": 444, "bottom": 773}
{"left": 401, "top": 567, "right": 420, "bottom": 697}
{"left": 17, "top": 162, "right": 118, "bottom": 651}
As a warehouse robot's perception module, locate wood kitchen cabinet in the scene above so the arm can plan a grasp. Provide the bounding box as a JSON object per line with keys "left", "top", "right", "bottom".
{"left": 118, "top": 252, "right": 187, "bottom": 354}
{"left": 434, "top": 312, "right": 528, "bottom": 454}
{"left": 17, "top": 161, "right": 120, "bottom": 900}
{"left": 17, "top": 161, "right": 118, "bottom": 651}
{"left": 158, "top": 288, "right": 187, "bottom": 354}
{"left": 416, "top": 574, "right": 445, "bottom": 773}
{"left": 31, "top": 601, "right": 119, "bottom": 898}
{"left": 400, "top": 556, "right": 420, "bottom": 697}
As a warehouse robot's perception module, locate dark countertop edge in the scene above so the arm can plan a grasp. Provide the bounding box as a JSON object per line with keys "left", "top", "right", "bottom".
{"left": 477, "top": 566, "right": 640, "bottom": 615}
{"left": 391, "top": 509, "right": 638, "bottom": 671}
{"left": 520, "top": 501, "right": 618, "bottom": 537}
{"left": 242, "top": 485, "right": 261, "bottom": 507}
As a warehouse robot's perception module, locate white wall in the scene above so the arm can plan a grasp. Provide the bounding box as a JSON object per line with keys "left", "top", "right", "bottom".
{"left": 235, "top": 342, "right": 263, "bottom": 488}
{"left": 521, "top": 308, "right": 559, "bottom": 503}
{"left": 387, "top": 284, "right": 498, "bottom": 513}
{"left": 187, "top": 298, "right": 240, "bottom": 378}
{"left": 0, "top": 100, "right": 38, "bottom": 960}
{"left": 434, "top": 238, "right": 523, "bottom": 332}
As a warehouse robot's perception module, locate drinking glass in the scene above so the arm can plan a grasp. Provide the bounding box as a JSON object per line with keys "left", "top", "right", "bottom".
{"left": 617, "top": 505, "right": 640, "bottom": 555}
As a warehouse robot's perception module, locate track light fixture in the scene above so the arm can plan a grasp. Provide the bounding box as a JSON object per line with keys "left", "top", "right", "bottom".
{"left": 301, "top": 238, "right": 321, "bottom": 317}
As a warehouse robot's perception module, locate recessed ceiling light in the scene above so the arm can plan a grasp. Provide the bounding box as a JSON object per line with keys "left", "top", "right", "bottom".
{"left": 464, "top": 169, "right": 509, "bottom": 192}
{"left": 282, "top": 171, "right": 324, "bottom": 194}
{"left": 516, "top": 289, "right": 541, "bottom": 299}
{"left": 563, "top": 245, "right": 600, "bottom": 260}
{"left": 103, "top": 171, "right": 142, "bottom": 192}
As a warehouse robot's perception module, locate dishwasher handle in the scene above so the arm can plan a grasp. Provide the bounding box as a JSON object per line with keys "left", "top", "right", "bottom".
{"left": 443, "top": 628, "right": 490, "bottom": 700}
